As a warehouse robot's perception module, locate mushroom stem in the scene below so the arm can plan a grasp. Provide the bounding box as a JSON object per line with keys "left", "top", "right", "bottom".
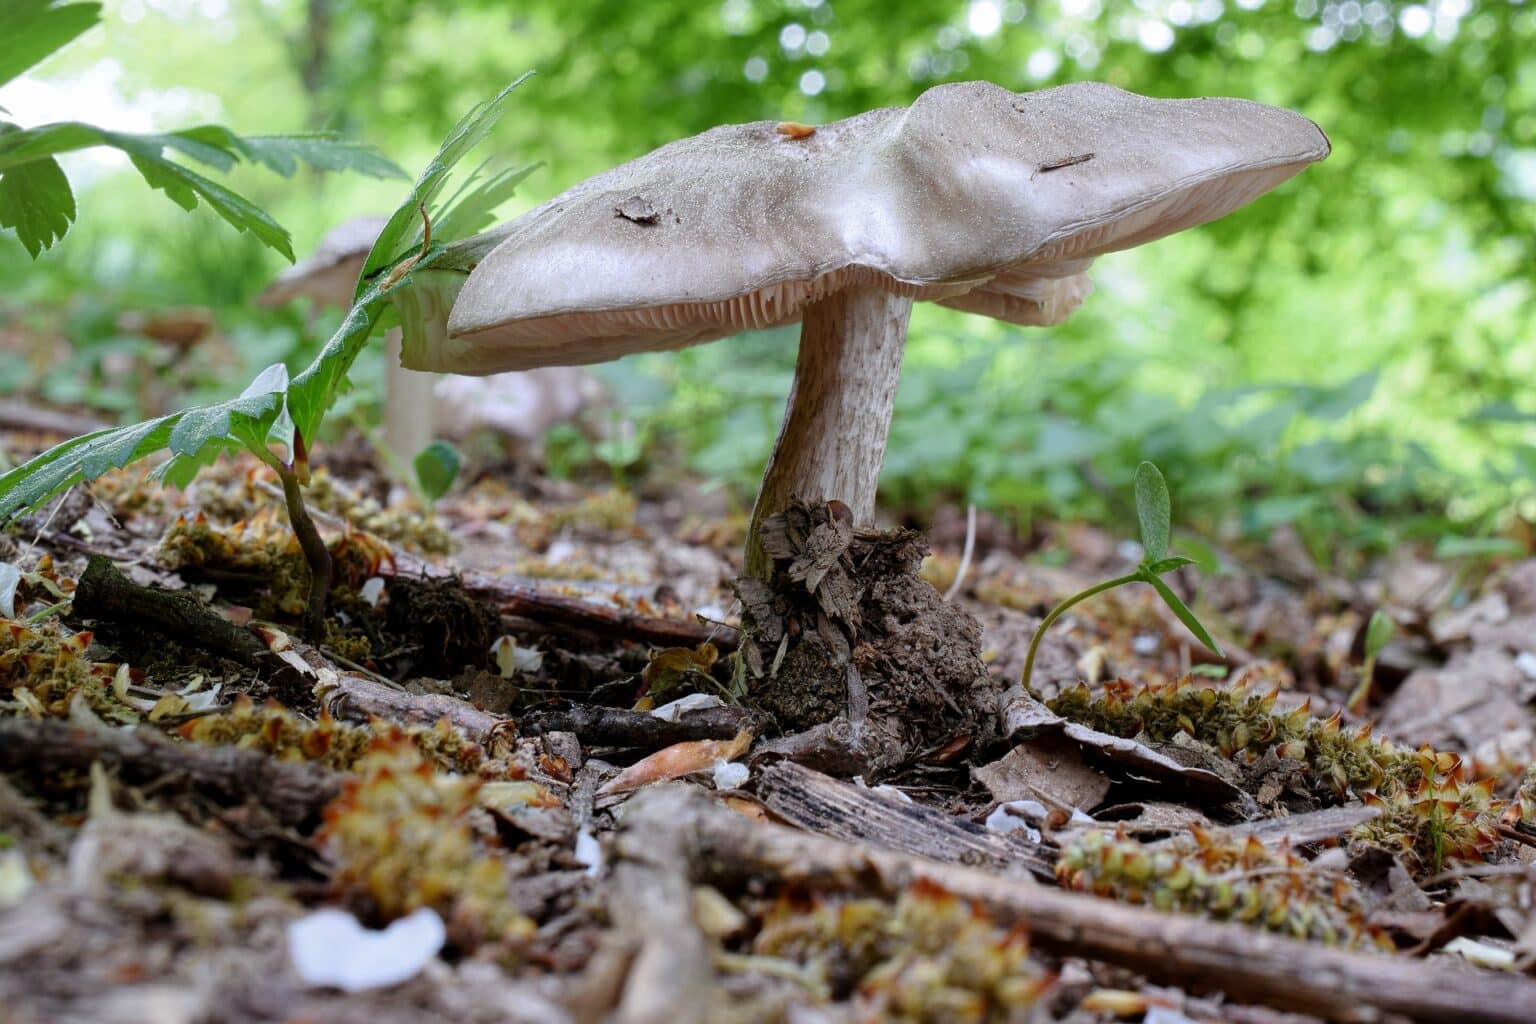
{"left": 746, "top": 285, "right": 914, "bottom": 579}
{"left": 382, "top": 327, "right": 435, "bottom": 461}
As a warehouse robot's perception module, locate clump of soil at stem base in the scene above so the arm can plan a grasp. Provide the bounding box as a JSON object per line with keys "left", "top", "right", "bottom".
{"left": 384, "top": 575, "right": 502, "bottom": 678}
{"left": 735, "top": 500, "right": 1000, "bottom": 778}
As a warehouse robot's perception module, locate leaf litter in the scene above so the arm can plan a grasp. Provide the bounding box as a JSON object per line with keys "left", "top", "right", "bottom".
{"left": 0, "top": 422, "right": 1533, "bottom": 1022}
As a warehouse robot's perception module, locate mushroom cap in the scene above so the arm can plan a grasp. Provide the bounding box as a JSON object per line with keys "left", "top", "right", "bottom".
{"left": 431, "top": 81, "right": 1328, "bottom": 373}
{"left": 258, "top": 215, "right": 388, "bottom": 310}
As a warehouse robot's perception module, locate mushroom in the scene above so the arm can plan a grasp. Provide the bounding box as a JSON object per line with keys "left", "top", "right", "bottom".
{"left": 261, "top": 217, "right": 602, "bottom": 462}
{"left": 399, "top": 81, "right": 1330, "bottom": 575}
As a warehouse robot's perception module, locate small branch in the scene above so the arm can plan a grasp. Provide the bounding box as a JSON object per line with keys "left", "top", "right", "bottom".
{"left": 0, "top": 718, "right": 340, "bottom": 828}
{"left": 518, "top": 701, "right": 766, "bottom": 748}
{"left": 386, "top": 551, "right": 736, "bottom": 651}
{"left": 315, "top": 670, "right": 504, "bottom": 741}
{"left": 74, "top": 555, "right": 268, "bottom": 662}
{"left": 615, "top": 786, "right": 1536, "bottom": 1024}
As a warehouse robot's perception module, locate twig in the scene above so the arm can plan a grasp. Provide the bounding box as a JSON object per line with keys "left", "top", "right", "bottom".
{"left": 615, "top": 785, "right": 1536, "bottom": 1024}
{"left": 942, "top": 503, "right": 977, "bottom": 602}
{"left": 518, "top": 701, "right": 767, "bottom": 748}
{"left": 74, "top": 555, "right": 269, "bottom": 662}
{"left": 0, "top": 718, "right": 340, "bottom": 827}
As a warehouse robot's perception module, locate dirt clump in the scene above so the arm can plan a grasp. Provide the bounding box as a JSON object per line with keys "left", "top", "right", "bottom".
{"left": 736, "top": 500, "right": 1000, "bottom": 778}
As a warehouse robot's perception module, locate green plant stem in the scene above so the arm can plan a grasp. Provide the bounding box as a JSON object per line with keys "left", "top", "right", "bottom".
{"left": 274, "top": 461, "right": 332, "bottom": 641}
{"left": 1021, "top": 572, "right": 1141, "bottom": 693}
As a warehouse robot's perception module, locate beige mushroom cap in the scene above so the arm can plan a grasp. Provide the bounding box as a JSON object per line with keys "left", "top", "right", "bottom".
{"left": 430, "top": 81, "right": 1328, "bottom": 374}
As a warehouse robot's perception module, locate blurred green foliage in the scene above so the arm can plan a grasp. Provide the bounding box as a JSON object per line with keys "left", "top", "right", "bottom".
{"left": 2, "top": 0, "right": 1535, "bottom": 555}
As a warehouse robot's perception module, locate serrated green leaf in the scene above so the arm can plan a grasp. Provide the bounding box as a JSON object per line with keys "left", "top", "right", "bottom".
{"left": 1364, "top": 609, "right": 1395, "bottom": 662}
{"left": 413, "top": 441, "right": 462, "bottom": 503}
{"left": 126, "top": 153, "right": 293, "bottom": 260}
{"left": 1145, "top": 555, "right": 1197, "bottom": 576}
{"left": 1145, "top": 573, "right": 1224, "bottom": 658}
{"left": 235, "top": 133, "right": 407, "bottom": 180}
{"left": 358, "top": 73, "right": 533, "bottom": 291}
{"left": 289, "top": 74, "right": 531, "bottom": 445}
{"left": 433, "top": 161, "right": 540, "bottom": 243}
{"left": 1134, "top": 461, "right": 1171, "bottom": 564}
{"left": 0, "top": 155, "right": 74, "bottom": 256}
{"left": 168, "top": 365, "right": 286, "bottom": 458}
{"left": 0, "top": 2, "right": 101, "bottom": 89}
{"left": 0, "top": 415, "right": 181, "bottom": 524}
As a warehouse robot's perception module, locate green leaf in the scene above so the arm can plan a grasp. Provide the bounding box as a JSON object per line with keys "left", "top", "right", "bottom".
{"left": 1433, "top": 535, "right": 1525, "bottom": 560}
{"left": 358, "top": 72, "right": 533, "bottom": 292}
{"left": 432, "top": 160, "right": 540, "bottom": 243}
{"left": 290, "top": 74, "right": 531, "bottom": 444}
{"left": 0, "top": 2, "right": 101, "bottom": 90}
{"left": 0, "top": 155, "right": 74, "bottom": 256}
{"left": 1134, "top": 461, "right": 1171, "bottom": 564}
{"left": 1145, "top": 555, "right": 1197, "bottom": 575}
{"left": 413, "top": 441, "right": 462, "bottom": 503}
{"left": 1144, "top": 573, "right": 1224, "bottom": 658}
{"left": 1364, "top": 609, "right": 1395, "bottom": 662}
{"left": 125, "top": 153, "right": 293, "bottom": 260}
{"left": 0, "top": 416, "right": 180, "bottom": 524}
{"left": 173, "top": 127, "right": 406, "bottom": 180}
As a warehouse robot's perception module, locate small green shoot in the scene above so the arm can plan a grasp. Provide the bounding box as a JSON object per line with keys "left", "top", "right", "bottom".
{"left": 413, "top": 441, "right": 462, "bottom": 506}
{"left": 1021, "top": 461, "right": 1224, "bottom": 693}
{"left": 1345, "top": 608, "right": 1395, "bottom": 714}
{"left": 0, "top": 76, "right": 534, "bottom": 637}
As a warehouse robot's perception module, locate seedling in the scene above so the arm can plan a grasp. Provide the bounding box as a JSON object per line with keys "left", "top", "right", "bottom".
{"left": 1021, "top": 461, "right": 1223, "bottom": 692}
{"left": 1345, "top": 609, "right": 1395, "bottom": 714}
{"left": 0, "top": 76, "right": 535, "bottom": 638}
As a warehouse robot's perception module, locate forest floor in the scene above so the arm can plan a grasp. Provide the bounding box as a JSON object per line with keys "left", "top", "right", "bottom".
{"left": 1, "top": 414, "right": 1535, "bottom": 1024}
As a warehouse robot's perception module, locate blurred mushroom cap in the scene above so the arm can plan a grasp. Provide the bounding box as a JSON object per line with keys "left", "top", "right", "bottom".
{"left": 258, "top": 215, "right": 388, "bottom": 310}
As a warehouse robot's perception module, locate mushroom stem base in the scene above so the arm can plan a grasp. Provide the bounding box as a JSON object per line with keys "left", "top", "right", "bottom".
{"left": 746, "top": 286, "right": 913, "bottom": 579}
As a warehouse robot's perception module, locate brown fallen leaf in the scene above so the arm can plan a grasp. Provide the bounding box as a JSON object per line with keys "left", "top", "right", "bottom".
{"left": 597, "top": 729, "right": 752, "bottom": 795}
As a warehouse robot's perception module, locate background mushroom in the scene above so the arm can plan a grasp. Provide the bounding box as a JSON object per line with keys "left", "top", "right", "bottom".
{"left": 399, "top": 81, "right": 1330, "bottom": 576}
{"left": 261, "top": 218, "right": 603, "bottom": 467}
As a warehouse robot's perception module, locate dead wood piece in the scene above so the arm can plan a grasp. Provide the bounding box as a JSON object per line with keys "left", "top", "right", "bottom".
{"left": 74, "top": 555, "right": 268, "bottom": 663}
{"left": 0, "top": 718, "right": 339, "bottom": 828}
{"left": 316, "top": 671, "right": 504, "bottom": 741}
{"left": 388, "top": 552, "right": 737, "bottom": 652}
{"left": 616, "top": 785, "right": 1536, "bottom": 1024}
{"left": 518, "top": 701, "right": 767, "bottom": 748}
{"left": 607, "top": 824, "right": 718, "bottom": 1024}
{"left": 1232, "top": 806, "right": 1382, "bottom": 848}
{"left": 756, "top": 761, "right": 1052, "bottom": 880}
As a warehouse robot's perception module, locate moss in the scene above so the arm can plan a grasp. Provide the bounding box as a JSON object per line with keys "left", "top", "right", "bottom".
{"left": 749, "top": 880, "right": 1052, "bottom": 1020}
{"left": 179, "top": 695, "right": 492, "bottom": 776}
{"left": 0, "top": 619, "right": 135, "bottom": 723}
{"left": 1057, "top": 827, "right": 1390, "bottom": 949}
{"left": 1050, "top": 678, "right": 1505, "bottom": 874}
{"left": 317, "top": 732, "right": 533, "bottom": 944}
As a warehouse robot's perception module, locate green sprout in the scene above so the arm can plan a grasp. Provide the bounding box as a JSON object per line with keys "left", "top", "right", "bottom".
{"left": 1345, "top": 609, "right": 1396, "bottom": 715}
{"left": 1021, "top": 461, "right": 1223, "bottom": 692}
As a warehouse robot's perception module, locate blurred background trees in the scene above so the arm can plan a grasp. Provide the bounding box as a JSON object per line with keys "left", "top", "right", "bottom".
{"left": 3, "top": 0, "right": 1534, "bottom": 559}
